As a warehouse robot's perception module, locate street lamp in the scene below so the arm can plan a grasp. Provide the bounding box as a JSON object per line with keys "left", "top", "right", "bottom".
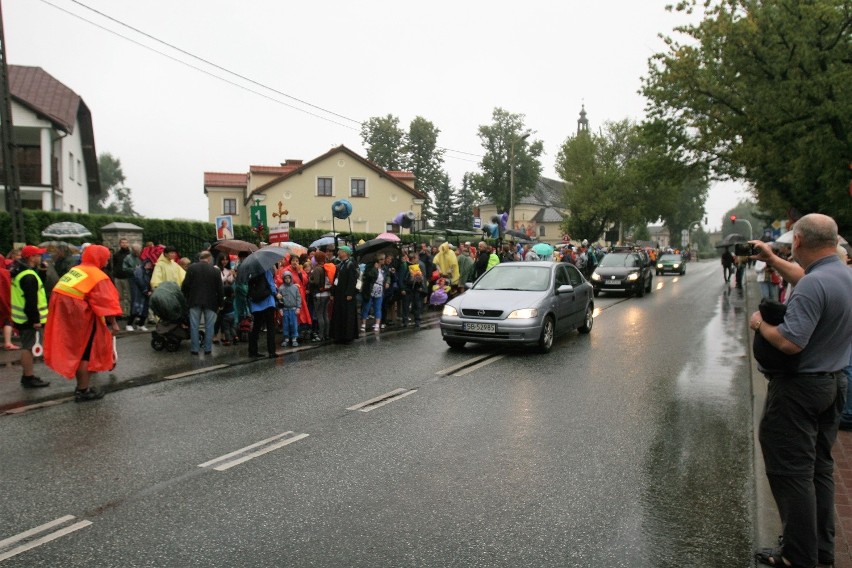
{"left": 509, "top": 133, "right": 530, "bottom": 237}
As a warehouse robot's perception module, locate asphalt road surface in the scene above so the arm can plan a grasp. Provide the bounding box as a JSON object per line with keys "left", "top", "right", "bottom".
{"left": 0, "top": 260, "right": 755, "bottom": 567}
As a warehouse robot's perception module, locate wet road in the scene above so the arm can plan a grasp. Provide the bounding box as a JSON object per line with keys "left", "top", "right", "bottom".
{"left": 0, "top": 261, "right": 755, "bottom": 567}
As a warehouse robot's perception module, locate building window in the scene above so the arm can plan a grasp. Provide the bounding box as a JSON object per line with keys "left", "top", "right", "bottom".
{"left": 351, "top": 178, "right": 366, "bottom": 198}
{"left": 77, "top": 159, "right": 82, "bottom": 185}
{"left": 68, "top": 152, "right": 74, "bottom": 181}
{"left": 317, "top": 177, "right": 333, "bottom": 196}
{"left": 223, "top": 198, "right": 237, "bottom": 215}
{"left": 539, "top": 225, "right": 546, "bottom": 237}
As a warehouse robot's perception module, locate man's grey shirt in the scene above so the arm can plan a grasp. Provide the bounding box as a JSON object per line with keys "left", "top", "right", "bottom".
{"left": 778, "top": 255, "right": 852, "bottom": 373}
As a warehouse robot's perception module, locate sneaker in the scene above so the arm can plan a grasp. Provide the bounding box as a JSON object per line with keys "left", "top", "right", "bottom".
{"left": 74, "top": 387, "right": 105, "bottom": 402}
{"left": 21, "top": 376, "right": 50, "bottom": 389}
{"left": 360, "top": 324, "right": 366, "bottom": 331}
{"left": 138, "top": 326, "right": 150, "bottom": 332}
{"left": 292, "top": 339, "right": 299, "bottom": 347}
{"left": 281, "top": 341, "right": 288, "bottom": 347}
{"left": 373, "top": 325, "right": 380, "bottom": 332}
{"left": 311, "top": 335, "right": 322, "bottom": 342}
{"left": 125, "top": 324, "right": 134, "bottom": 332}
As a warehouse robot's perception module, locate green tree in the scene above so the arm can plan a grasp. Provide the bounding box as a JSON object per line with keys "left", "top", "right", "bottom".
{"left": 555, "top": 119, "right": 647, "bottom": 241}
{"left": 430, "top": 173, "right": 457, "bottom": 230}
{"left": 468, "top": 108, "right": 544, "bottom": 221}
{"left": 405, "top": 116, "right": 444, "bottom": 225}
{"left": 360, "top": 115, "right": 406, "bottom": 170}
{"left": 642, "top": 0, "right": 852, "bottom": 232}
{"left": 452, "top": 173, "right": 481, "bottom": 230}
{"left": 92, "top": 153, "right": 139, "bottom": 216}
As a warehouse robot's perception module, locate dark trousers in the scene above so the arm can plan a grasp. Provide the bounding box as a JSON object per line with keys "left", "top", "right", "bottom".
{"left": 759, "top": 373, "right": 846, "bottom": 567}
{"left": 249, "top": 307, "right": 277, "bottom": 356}
{"left": 401, "top": 290, "right": 424, "bottom": 325}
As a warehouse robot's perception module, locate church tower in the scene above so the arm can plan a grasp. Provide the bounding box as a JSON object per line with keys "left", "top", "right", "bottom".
{"left": 577, "top": 104, "right": 589, "bottom": 135}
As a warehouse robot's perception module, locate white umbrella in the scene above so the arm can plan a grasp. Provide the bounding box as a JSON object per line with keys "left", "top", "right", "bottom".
{"left": 41, "top": 221, "right": 92, "bottom": 239}
{"left": 775, "top": 231, "right": 847, "bottom": 245}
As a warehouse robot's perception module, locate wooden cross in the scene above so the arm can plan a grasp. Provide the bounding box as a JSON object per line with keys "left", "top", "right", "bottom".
{"left": 272, "top": 201, "right": 289, "bottom": 220}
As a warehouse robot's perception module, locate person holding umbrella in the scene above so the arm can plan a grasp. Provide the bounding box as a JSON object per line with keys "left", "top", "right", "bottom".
{"left": 330, "top": 246, "right": 359, "bottom": 344}
{"left": 247, "top": 267, "right": 278, "bottom": 358}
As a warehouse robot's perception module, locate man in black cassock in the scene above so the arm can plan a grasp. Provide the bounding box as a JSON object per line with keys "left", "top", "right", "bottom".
{"left": 331, "top": 246, "right": 359, "bottom": 344}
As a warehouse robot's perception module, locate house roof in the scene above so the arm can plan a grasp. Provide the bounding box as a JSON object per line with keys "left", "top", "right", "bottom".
{"left": 481, "top": 176, "right": 568, "bottom": 208}
{"left": 204, "top": 172, "right": 248, "bottom": 188}
{"left": 9, "top": 65, "right": 80, "bottom": 133}
{"left": 250, "top": 165, "right": 298, "bottom": 175}
{"left": 246, "top": 145, "right": 426, "bottom": 204}
{"left": 531, "top": 207, "right": 565, "bottom": 223}
{"left": 9, "top": 65, "right": 101, "bottom": 196}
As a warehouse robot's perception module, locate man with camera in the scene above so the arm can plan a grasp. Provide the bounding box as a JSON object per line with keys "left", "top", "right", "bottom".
{"left": 748, "top": 213, "right": 852, "bottom": 568}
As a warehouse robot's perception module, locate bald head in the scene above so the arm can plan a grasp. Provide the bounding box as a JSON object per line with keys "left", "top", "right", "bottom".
{"left": 793, "top": 214, "right": 838, "bottom": 250}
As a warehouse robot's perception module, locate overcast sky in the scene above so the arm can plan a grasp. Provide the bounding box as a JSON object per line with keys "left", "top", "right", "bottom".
{"left": 5, "top": 0, "right": 749, "bottom": 232}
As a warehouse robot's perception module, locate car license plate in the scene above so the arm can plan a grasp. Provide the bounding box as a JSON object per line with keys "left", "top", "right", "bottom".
{"left": 464, "top": 322, "right": 496, "bottom": 333}
{"left": 604, "top": 280, "right": 621, "bottom": 286}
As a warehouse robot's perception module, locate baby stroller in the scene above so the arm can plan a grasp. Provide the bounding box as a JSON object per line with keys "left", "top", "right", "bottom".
{"left": 149, "top": 282, "right": 200, "bottom": 352}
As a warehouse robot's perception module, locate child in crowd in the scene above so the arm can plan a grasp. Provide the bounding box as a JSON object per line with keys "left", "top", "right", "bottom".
{"left": 277, "top": 272, "right": 302, "bottom": 347}
{"left": 220, "top": 285, "right": 237, "bottom": 345}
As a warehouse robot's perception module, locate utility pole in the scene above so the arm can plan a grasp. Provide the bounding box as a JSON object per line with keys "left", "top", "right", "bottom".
{"left": 0, "top": 0, "right": 24, "bottom": 245}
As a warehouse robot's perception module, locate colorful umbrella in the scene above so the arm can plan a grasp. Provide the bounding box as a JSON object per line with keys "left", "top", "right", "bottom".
{"left": 310, "top": 236, "right": 337, "bottom": 249}
{"left": 265, "top": 241, "right": 307, "bottom": 256}
{"left": 211, "top": 239, "right": 258, "bottom": 255}
{"left": 532, "top": 243, "right": 554, "bottom": 257}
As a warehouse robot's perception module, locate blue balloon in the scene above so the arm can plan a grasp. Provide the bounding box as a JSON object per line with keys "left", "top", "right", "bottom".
{"left": 331, "top": 199, "right": 352, "bottom": 220}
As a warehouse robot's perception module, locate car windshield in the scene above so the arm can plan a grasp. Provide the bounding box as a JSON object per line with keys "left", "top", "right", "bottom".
{"left": 475, "top": 265, "right": 551, "bottom": 291}
{"left": 659, "top": 254, "right": 680, "bottom": 262}
{"left": 599, "top": 253, "right": 637, "bottom": 268}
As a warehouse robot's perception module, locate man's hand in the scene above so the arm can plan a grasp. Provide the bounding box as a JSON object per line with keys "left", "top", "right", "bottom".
{"left": 748, "top": 240, "right": 774, "bottom": 262}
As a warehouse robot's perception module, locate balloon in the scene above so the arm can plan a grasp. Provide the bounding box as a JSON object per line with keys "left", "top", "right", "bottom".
{"left": 331, "top": 199, "right": 352, "bottom": 220}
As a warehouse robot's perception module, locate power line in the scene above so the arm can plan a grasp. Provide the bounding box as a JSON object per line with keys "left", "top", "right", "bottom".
{"left": 38, "top": 0, "right": 485, "bottom": 164}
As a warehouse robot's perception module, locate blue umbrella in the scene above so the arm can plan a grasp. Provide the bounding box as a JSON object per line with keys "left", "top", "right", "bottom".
{"left": 310, "top": 236, "right": 336, "bottom": 248}
{"left": 532, "top": 243, "right": 554, "bottom": 257}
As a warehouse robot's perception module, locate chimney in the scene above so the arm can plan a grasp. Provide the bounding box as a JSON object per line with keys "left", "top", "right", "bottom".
{"left": 283, "top": 159, "right": 303, "bottom": 167}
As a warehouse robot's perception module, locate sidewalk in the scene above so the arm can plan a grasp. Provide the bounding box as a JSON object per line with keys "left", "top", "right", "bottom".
{"left": 746, "top": 270, "right": 852, "bottom": 568}
{"left": 0, "top": 313, "right": 440, "bottom": 415}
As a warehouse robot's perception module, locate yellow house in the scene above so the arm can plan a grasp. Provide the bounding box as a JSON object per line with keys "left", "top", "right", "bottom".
{"left": 477, "top": 177, "right": 570, "bottom": 244}
{"left": 204, "top": 145, "right": 427, "bottom": 233}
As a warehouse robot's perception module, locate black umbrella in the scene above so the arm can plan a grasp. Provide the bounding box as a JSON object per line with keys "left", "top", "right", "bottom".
{"left": 234, "top": 245, "right": 292, "bottom": 284}
{"left": 355, "top": 238, "right": 400, "bottom": 263}
{"left": 715, "top": 233, "right": 747, "bottom": 248}
{"left": 211, "top": 239, "right": 259, "bottom": 255}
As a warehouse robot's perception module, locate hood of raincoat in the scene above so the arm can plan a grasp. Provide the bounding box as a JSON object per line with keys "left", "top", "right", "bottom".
{"left": 82, "top": 244, "right": 111, "bottom": 268}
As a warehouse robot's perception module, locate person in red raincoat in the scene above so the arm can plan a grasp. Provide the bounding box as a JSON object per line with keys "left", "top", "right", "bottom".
{"left": 44, "top": 244, "right": 121, "bottom": 402}
{"left": 281, "top": 254, "right": 312, "bottom": 339}
{"left": 0, "top": 254, "right": 16, "bottom": 350}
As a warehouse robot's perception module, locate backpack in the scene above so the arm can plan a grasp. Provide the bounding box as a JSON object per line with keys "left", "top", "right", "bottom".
{"left": 248, "top": 274, "right": 271, "bottom": 302}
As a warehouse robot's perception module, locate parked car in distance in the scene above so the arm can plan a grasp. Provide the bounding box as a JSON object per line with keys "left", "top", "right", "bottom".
{"left": 656, "top": 253, "right": 686, "bottom": 275}
{"left": 589, "top": 251, "right": 653, "bottom": 297}
{"left": 439, "top": 261, "right": 594, "bottom": 353}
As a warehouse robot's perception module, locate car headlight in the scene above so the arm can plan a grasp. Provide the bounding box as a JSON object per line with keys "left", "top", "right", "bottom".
{"left": 591, "top": 272, "right": 601, "bottom": 281}
{"left": 656, "top": 263, "right": 663, "bottom": 268}
{"left": 626, "top": 272, "right": 640, "bottom": 281}
{"left": 442, "top": 305, "right": 458, "bottom": 317}
{"left": 672, "top": 263, "right": 680, "bottom": 268}
{"left": 507, "top": 308, "right": 538, "bottom": 319}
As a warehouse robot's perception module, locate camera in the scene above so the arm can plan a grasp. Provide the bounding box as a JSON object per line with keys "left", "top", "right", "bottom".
{"left": 734, "top": 243, "right": 756, "bottom": 256}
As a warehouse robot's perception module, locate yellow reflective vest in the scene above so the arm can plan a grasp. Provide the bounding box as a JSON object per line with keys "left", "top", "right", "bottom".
{"left": 11, "top": 268, "right": 48, "bottom": 325}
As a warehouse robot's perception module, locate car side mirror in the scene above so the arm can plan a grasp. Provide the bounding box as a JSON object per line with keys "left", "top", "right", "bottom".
{"left": 557, "top": 284, "right": 574, "bottom": 294}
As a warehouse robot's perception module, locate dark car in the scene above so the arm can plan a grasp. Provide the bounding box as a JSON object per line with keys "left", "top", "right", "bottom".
{"left": 656, "top": 253, "right": 686, "bottom": 275}
{"left": 439, "top": 261, "right": 594, "bottom": 353}
{"left": 589, "top": 251, "right": 653, "bottom": 297}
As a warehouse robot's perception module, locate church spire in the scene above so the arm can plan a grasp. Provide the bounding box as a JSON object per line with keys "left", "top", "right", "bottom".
{"left": 577, "top": 103, "right": 589, "bottom": 135}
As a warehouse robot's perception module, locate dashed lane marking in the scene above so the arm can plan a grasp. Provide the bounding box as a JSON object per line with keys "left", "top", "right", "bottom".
{"left": 0, "top": 515, "right": 92, "bottom": 562}
{"left": 198, "top": 431, "right": 309, "bottom": 471}
{"left": 347, "top": 388, "right": 418, "bottom": 412}
{"left": 435, "top": 353, "right": 499, "bottom": 376}
{"left": 451, "top": 354, "right": 506, "bottom": 376}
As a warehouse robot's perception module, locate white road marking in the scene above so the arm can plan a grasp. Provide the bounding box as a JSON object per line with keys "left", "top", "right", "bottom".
{"left": 198, "top": 431, "right": 309, "bottom": 471}
{"left": 452, "top": 354, "right": 506, "bottom": 376}
{"left": 164, "top": 364, "right": 229, "bottom": 380}
{"left": 347, "top": 388, "right": 417, "bottom": 412}
{"left": 3, "top": 398, "right": 74, "bottom": 415}
{"left": 0, "top": 517, "right": 92, "bottom": 562}
{"left": 435, "top": 353, "right": 499, "bottom": 376}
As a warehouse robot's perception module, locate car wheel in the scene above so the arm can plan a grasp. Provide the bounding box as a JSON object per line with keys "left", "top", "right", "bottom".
{"left": 636, "top": 281, "right": 645, "bottom": 297}
{"left": 538, "top": 316, "right": 555, "bottom": 353}
{"left": 445, "top": 339, "right": 466, "bottom": 350}
{"left": 578, "top": 305, "right": 593, "bottom": 334}
{"left": 656, "top": 270, "right": 661, "bottom": 276}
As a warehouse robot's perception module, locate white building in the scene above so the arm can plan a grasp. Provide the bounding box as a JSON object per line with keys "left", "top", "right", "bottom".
{"left": 0, "top": 65, "right": 100, "bottom": 213}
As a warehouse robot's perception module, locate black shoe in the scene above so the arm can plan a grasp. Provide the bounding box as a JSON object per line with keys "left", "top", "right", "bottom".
{"left": 249, "top": 352, "right": 263, "bottom": 358}
{"left": 21, "top": 376, "right": 50, "bottom": 389}
{"left": 204, "top": 351, "right": 212, "bottom": 355}
{"left": 75, "top": 387, "right": 105, "bottom": 402}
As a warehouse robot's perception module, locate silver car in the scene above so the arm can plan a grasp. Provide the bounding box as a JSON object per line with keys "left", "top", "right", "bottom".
{"left": 440, "top": 261, "right": 594, "bottom": 353}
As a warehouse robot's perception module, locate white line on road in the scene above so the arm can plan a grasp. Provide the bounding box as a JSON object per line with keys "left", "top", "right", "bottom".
{"left": 435, "top": 353, "right": 499, "bottom": 376}
{"left": 347, "top": 388, "right": 418, "bottom": 412}
{"left": 198, "top": 432, "right": 309, "bottom": 471}
{"left": 164, "top": 364, "right": 230, "bottom": 380}
{"left": 3, "top": 397, "right": 75, "bottom": 415}
{"left": 452, "top": 354, "right": 506, "bottom": 376}
{"left": 0, "top": 517, "right": 92, "bottom": 562}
